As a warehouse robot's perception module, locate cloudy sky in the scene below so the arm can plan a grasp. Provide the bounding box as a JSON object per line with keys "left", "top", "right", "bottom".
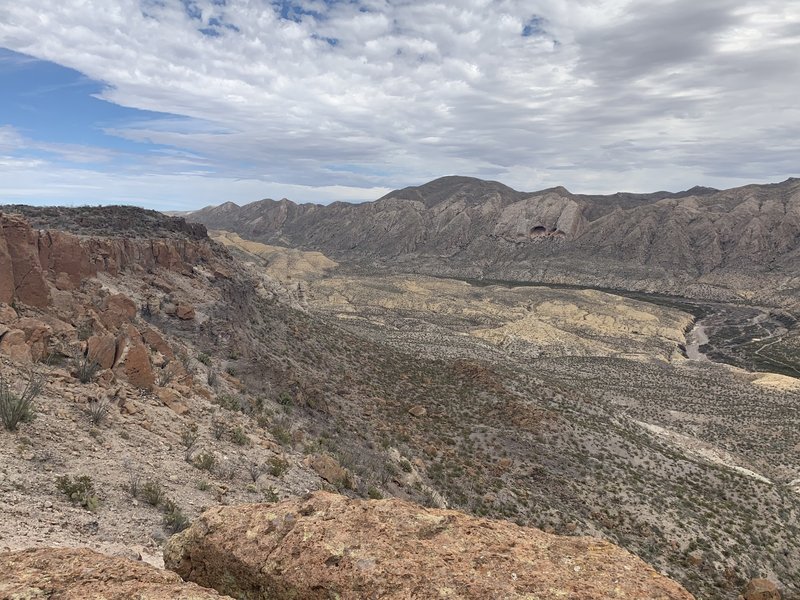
{"left": 0, "top": 0, "right": 798, "bottom": 209}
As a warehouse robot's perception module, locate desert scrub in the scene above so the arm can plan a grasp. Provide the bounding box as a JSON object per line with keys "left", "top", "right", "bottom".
{"left": 140, "top": 479, "right": 167, "bottom": 506}
{"left": 268, "top": 456, "right": 290, "bottom": 477}
{"left": 86, "top": 398, "right": 110, "bottom": 426}
{"left": 74, "top": 353, "right": 101, "bottom": 384}
{"left": 161, "top": 498, "right": 190, "bottom": 533}
{"left": 230, "top": 426, "right": 250, "bottom": 446}
{"left": 56, "top": 475, "right": 99, "bottom": 511}
{"left": 0, "top": 370, "right": 44, "bottom": 431}
{"left": 194, "top": 451, "right": 217, "bottom": 472}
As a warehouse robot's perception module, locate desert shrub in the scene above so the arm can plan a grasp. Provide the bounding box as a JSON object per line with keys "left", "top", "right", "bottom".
{"left": 0, "top": 371, "right": 44, "bottom": 431}
{"left": 214, "top": 394, "right": 240, "bottom": 412}
{"left": 367, "top": 486, "right": 383, "bottom": 500}
{"left": 126, "top": 470, "right": 141, "bottom": 498}
{"left": 399, "top": 459, "right": 413, "bottom": 473}
{"left": 86, "top": 398, "right": 110, "bottom": 426}
{"left": 197, "top": 353, "right": 211, "bottom": 366}
{"left": 180, "top": 424, "right": 199, "bottom": 459}
{"left": 216, "top": 460, "right": 238, "bottom": 481}
{"left": 211, "top": 417, "right": 226, "bottom": 440}
{"left": 230, "top": 426, "right": 250, "bottom": 446}
{"left": 268, "top": 456, "right": 289, "bottom": 477}
{"left": 263, "top": 487, "right": 279, "bottom": 503}
{"left": 161, "top": 498, "right": 190, "bottom": 533}
{"left": 277, "top": 391, "right": 293, "bottom": 406}
{"left": 140, "top": 479, "right": 166, "bottom": 506}
{"left": 206, "top": 369, "right": 218, "bottom": 387}
{"left": 56, "top": 475, "right": 99, "bottom": 511}
{"left": 75, "top": 353, "right": 101, "bottom": 384}
{"left": 156, "top": 364, "right": 175, "bottom": 387}
{"left": 76, "top": 321, "right": 93, "bottom": 341}
{"left": 194, "top": 451, "right": 217, "bottom": 472}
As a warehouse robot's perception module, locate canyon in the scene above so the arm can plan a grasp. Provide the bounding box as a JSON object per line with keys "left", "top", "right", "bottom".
{"left": 1, "top": 177, "right": 798, "bottom": 599}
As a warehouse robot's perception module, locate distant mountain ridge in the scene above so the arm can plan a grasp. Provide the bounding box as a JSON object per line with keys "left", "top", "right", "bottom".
{"left": 189, "top": 176, "right": 800, "bottom": 304}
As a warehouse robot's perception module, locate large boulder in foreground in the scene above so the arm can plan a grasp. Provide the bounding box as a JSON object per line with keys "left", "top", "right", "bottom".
{"left": 164, "top": 491, "right": 694, "bottom": 600}
{"left": 0, "top": 547, "right": 228, "bottom": 599}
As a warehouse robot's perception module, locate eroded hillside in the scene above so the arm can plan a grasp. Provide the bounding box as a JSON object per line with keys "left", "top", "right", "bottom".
{"left": 190, "top": 176, "right": 800, "bottom": 309}
{"left": 1, "top": 207, "right": 797, "bottom": 599}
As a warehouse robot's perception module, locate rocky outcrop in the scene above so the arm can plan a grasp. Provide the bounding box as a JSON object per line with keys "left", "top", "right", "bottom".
{"left": 164, "top": 491, "right": 694, "bottom": 600}
{"left": 743, "top": 578, "right": 781, "bottom": 600}
{"left": 0, "top": 547, "right": 228, "bottom": 599}
{"left": 0, "top": 209, "right": 215, "bottom": 310}
{"left": 0, "top": 213, "right": 50, "bottom": 308}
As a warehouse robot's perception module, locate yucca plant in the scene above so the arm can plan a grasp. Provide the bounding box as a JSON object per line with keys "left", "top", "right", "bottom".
{"left": 0, "top": 370, "right": 45, "bottom": 431}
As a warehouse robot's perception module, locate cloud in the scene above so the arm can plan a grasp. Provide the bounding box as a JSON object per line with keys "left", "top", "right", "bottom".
{"left": 0, "top": 0, "right": 798, "bottom": 204}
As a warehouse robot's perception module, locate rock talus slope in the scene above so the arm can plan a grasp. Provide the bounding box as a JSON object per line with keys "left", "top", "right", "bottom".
{"left": 165, "top": 491, "right": 695, "bottom": 600}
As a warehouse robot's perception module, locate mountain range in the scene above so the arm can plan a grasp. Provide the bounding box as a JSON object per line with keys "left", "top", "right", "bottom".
{"left": 190, "top": 176, "right": 800, "bottom": 305}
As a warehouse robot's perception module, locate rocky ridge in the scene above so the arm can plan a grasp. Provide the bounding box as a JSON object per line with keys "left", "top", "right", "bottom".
{"left": 188, "top": 176, "right": 800, "bottom": 306}
{"left": 164, "top": 491, "right": 694, "bottom": 600}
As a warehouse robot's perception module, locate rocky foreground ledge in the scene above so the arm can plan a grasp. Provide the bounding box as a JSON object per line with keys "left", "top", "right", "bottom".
{"left": 0, "top": 547, "right": 228, "bottom": 599}
{"left": 164, "top": 491, "right": 694, "bottom": 600}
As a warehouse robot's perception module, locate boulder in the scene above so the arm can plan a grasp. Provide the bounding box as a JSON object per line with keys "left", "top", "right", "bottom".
{"left": 176, "top": 302, "right": 196, "bottom": 320}
{"left": 87, "top": 334, "right": 119, "bottom": 369}
{"left": 142, "top": 326, "right": 175, "bottom": 358}
{"left": 408, "top": 404, "right": 427, "bottom": 417}
{"left": 0, "top": 329, "right": 31, "bottom": 362}
{"left": 0, "top": 302, "right": 17, "bottom": 323}
{"left": 17, "top": 317, "right": 52, "bottom": 363}
{"left": 0, "top": 547, "right": 228, "bottom": 599}
{"left": 38, "top": 229, "right": 96, "bottom": 288}
{"left": 307, "top": 454, "right": 348, "bottom": 485}
{"left": 157, "top": 387, "right": 189, "bottom": 415}
{"left": 164, "top": 492, "right": 694, "bottom": 600}
{"left": 101, "top": 293, "right": 138, "bottom": 329}
{"left": 743, "top": 578, "right": 781, "bottom": 600}
{"left": 124, "top": 340, "right": 155, "bottom": 391}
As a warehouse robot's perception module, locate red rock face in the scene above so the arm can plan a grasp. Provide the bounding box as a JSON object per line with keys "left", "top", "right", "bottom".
{"left": 0, "top": 211, "right": 214, "bottom": 310}
{"left": 0, "top": 228, "right": 14, "bottom": 305}
{"left": 38, "top": 229, "right": 97, "bottom": 290}
{"left": 0, "top": 213, "right": 51, "bottom": 308}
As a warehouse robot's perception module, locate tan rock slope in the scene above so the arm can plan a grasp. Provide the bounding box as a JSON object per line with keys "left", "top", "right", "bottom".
{"left": 165, "top": 491, "right": 694, "bottom": 600}
{"left": 0, "top": 547, "right": 229, "bottom": 599}
{"left": 211, "top": 229, "right": 337, "bottom": 281}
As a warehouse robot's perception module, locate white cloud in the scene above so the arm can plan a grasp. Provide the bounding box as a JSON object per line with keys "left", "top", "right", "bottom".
{"left": 0, "top": 0, "right": 798, "bottom": 204}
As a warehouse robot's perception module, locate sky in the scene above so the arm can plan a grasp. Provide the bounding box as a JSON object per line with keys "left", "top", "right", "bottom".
{"left": 0, "top": 0, "right": 798, "bottom": 210}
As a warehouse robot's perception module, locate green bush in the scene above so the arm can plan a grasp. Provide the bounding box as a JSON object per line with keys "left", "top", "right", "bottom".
{"left": 268, "top": 456, "right": 290, "bottom": 477}
{"left": 194, "top": 451, "right": 217, "bottom": 472}
{"left": 140, "top": 479, "right": 166, "bottom": 506}
{"left": 56, "top": 475, "right": 99, "bottom": 511}
{"left": 161, "top": 498, "right": 190, "bottom": 533}
{"left": 230, "top": 426, "right": 250, "bottom": 446}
